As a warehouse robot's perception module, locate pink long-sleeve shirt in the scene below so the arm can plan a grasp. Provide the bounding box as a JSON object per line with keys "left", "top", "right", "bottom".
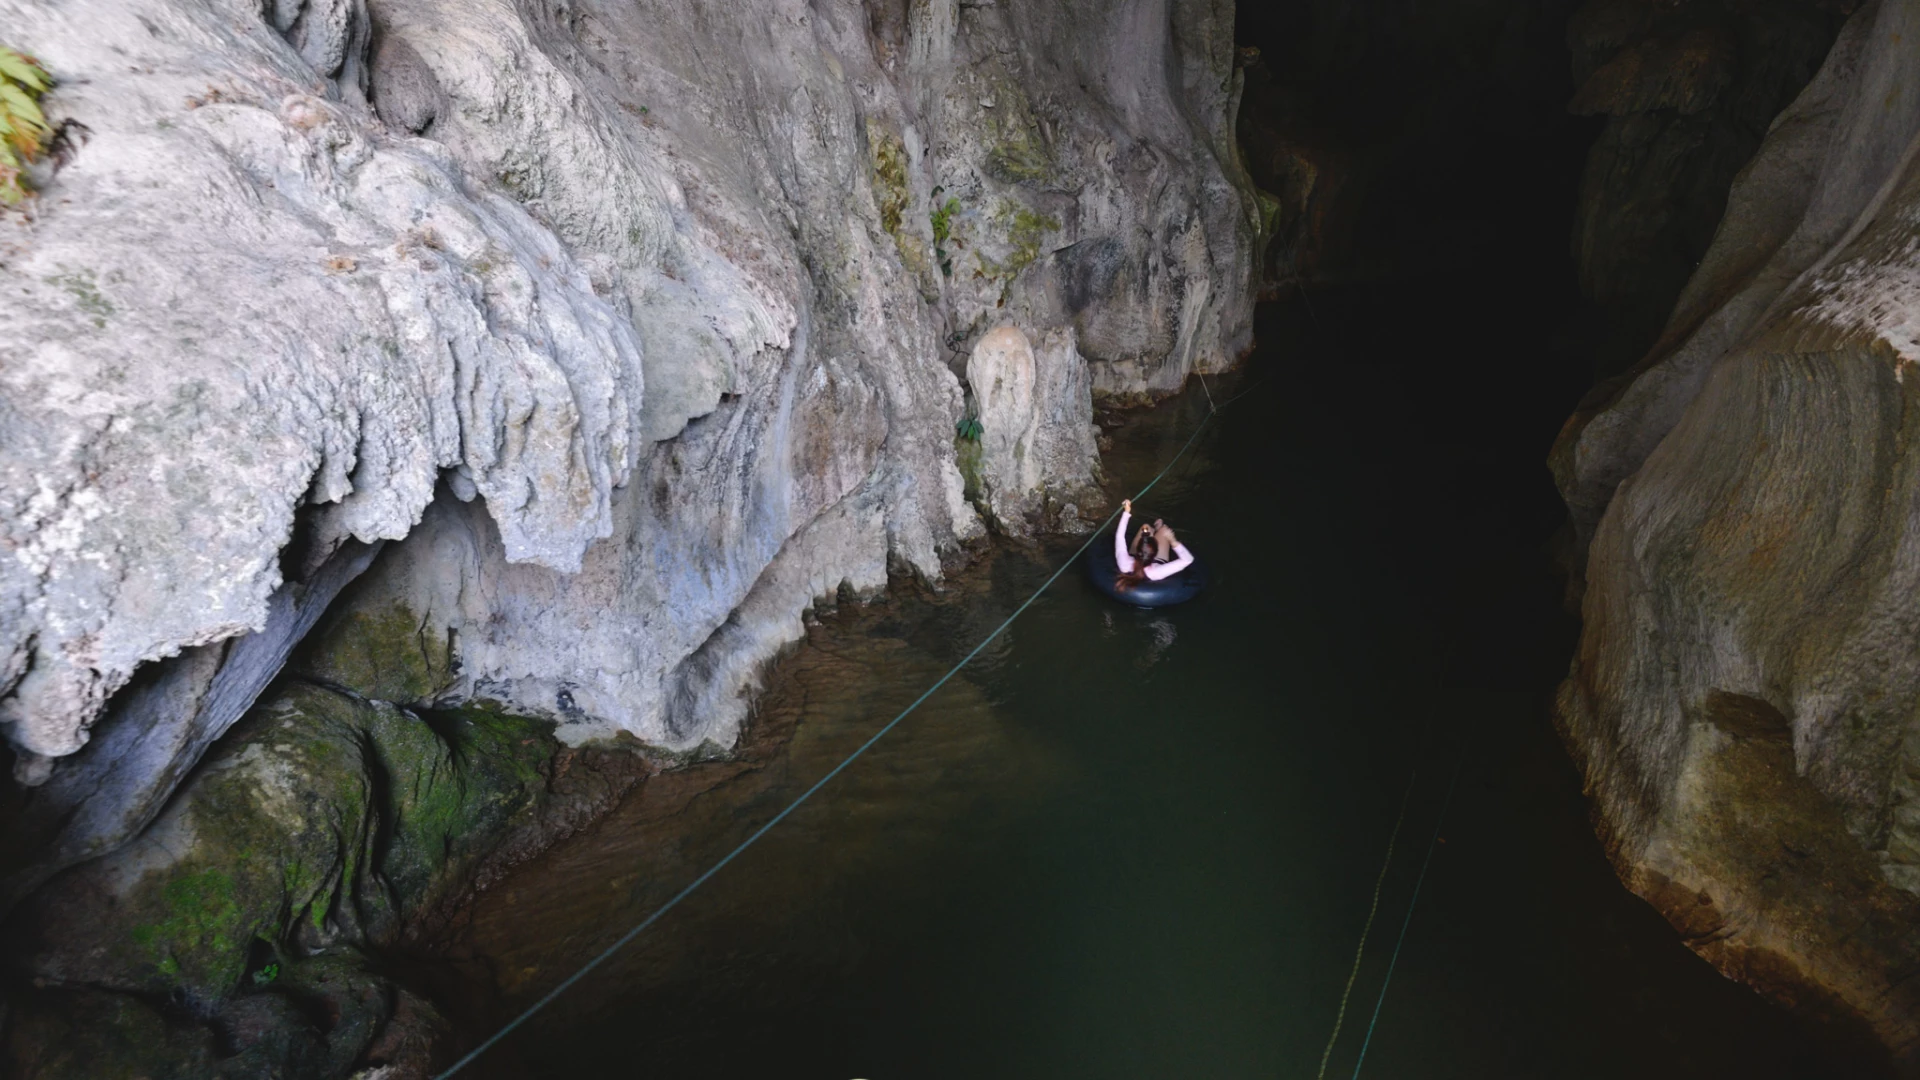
{"left": 1115, "top": 509, "right": 1193, "bottom": 580}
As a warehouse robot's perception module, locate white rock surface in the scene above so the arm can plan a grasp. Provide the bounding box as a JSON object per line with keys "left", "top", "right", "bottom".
{"left": 964, "top": 324, "right": 1102, "bottom": 534}
{"left": 0, "top": 0, "right": 1257, "bottom": 785}
{"left": 0, "top": 1, "right": 646, "bottom": 776}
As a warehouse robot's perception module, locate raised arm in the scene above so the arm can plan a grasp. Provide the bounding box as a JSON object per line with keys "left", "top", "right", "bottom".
{"left": 1115, "top": 501, "right": 1136, "bottom": 573}
{"left": 1144, "top": 542, "right": 1193, "bottom": 581}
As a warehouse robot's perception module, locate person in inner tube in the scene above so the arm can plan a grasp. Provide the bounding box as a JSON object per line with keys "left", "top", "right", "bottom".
{"left": 1114, "top": 498, "right": 1193, "bottom": 592}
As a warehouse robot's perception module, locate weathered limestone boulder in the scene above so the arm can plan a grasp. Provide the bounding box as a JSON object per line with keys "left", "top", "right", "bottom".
{"left": 961, "top": 325, "right": 1103, "bottom": 535}
{"left": 1557, "top": 0, "right": 1920, "bottom": 1064}
{"left": 0, "top": 0, "right": 1258, "bottom": 872}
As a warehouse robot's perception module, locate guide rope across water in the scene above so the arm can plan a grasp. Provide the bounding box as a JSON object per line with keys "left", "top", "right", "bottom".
{"left": 434, "top": 376, "right": 1261, "bottom": 1079}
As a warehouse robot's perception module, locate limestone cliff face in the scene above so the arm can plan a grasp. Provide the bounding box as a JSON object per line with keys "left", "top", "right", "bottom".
{"left": 1556, "top": 0, "right": 1920, "bottom": 1064}
{"left": 0, "top": 0, "right": 1257, "bottom": 854}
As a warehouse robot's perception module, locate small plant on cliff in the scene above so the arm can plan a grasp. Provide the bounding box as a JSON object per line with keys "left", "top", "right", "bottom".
{"left": 0, "top": 47, "right": 53, "bottom": 206}
{"left": 872, "top": 133, "right": 910, "bottom": 236}
{"left": 956, "top": 416, "right": 983, "bottom": 442}
{"left": 930, "top": 188, "right": 961, "bottom": 278}
{"left": 250, "top": 961, "right": 280, "bottom": 987}
{"left": 930, "top": 193, "right": 959, "bottom": 246}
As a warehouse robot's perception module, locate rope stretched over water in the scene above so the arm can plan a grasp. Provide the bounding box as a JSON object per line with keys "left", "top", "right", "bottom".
{"left": 1349, "top": 751, "right": 1466, "bottom": 1079}
{"left": 1315, "top": 770, "right": 1418, "bottom": 1079}
{"left": 434, "top": 376, "right": 1256, "bottom": 1079}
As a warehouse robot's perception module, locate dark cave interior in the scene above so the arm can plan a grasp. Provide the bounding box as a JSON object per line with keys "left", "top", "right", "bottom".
{"left": 1232, "top": 0, "right": 1849, "bottom": 381}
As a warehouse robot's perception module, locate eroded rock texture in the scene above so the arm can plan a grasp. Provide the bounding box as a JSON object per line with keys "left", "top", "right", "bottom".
{"left": 0, "top": 0, "right": 1257, "bottom": 832}
{"left": 960, "top": 324, "right": 1102, "bottom": 534}
{"left": 1557, "top": 0, "right": 1920, "bottom": 1064}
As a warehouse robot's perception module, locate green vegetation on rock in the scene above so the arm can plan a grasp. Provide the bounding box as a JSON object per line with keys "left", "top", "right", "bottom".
{"left": 295, "top": 601, "right": 453, "bottom": 702}
{"left": 991, "top": 204, "right": 1060, "bottom": 277}
{"left": 870, "top": 129, "right": 935, "bottom": 293}
{"left": 4, "top": 670, "right": 577, "bottom": 1076}
{"left": 370, "top": 700, "right": 557, "bottom": 904}
{"left": 987, "top": 131, "right": 1052, "bottom": 185}
{"left": 48, "top": 268, "right": 114, "bottom": 328}
{"left": 0, "top": 46, "right": 52, "bottom": 206}
{"left": 34, "top": 680, "right": 562, "bottom": 1024}
{"left": 931, "top": 191, "right": 961, "bottom": 278}
{"left": 128, "top": 870, "right": 244, "bottom": 985}
{"left": 931, "top": 194, "right": 960, "bottom": 247}
{"left": 955, "top": 432, "right": 985, "bottom": 503}
{"left": 970, "top": 64, "right": 1053, "bottom": 185}
{"left": 872, "top": 131, "right": 910, "bottom": 236}
{"left": 974, "top": 201, "right": 1061, "bottom": 302}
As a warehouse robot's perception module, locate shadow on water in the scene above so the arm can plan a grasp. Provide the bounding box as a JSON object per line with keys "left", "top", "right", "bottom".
{"left": 430, "top": 271, "right": 1877, "bottom": 1077}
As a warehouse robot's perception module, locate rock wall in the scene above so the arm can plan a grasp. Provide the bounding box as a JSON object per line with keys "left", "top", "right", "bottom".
{"left": 0, "top": 0, "right": 1257, "bottom": 1071}
{"left": 0, "top": 0, "right": 1258, "bottom": 859}
{"left": 1555, "top": 0, "right": 1920, "bottom": 1065}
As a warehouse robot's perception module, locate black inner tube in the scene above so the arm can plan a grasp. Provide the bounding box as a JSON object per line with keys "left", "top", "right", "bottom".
{"left": 1086, "top": 530, "right": 1208, "bottom": 607}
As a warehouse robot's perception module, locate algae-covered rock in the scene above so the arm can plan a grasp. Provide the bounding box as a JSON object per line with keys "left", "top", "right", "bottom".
{"left": 62, "top": 686, "right": 393, "bottom": 1004}
{"left": 294, "top": 602, "right": 457, "bottom": 705}
{"left": 367, "top": 702, "right": 555, "bottom": 910}
{"left": 2, "top": 681, "right": 568, "bottom": 1075}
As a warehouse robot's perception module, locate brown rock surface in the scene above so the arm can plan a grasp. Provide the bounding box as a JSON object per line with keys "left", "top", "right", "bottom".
{"left": 1558, "top": 1, "right": 1920, "bottom": 1065}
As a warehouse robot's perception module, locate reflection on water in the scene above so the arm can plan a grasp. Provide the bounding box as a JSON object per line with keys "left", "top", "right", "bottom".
{"left": 442, "top": 611, "right": 1067, "bottom": 1020}
{"left": 433, "top": 300, "right": 1861, "bottom": 1080}
{"left": 1139, "top": 618, "right": 1177, "bottom": 668}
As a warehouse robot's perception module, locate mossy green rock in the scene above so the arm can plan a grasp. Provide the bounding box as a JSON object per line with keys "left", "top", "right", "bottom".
{"left": 96, "top": 684, "right": 389, "bottom": 1004}
{"left": 9, "top": 682, "right": 557, "bottom": 1073}
{"left": 294, "top": 601, "right": 455, "bottom": 703}
{"left": 370, "top": 701, "right": 555, "bottom": 906}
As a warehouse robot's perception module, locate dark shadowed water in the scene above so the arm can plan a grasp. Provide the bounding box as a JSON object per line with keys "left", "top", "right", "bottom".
{"left": 432, "top": 275, "right": 1873, "bottom": 1078}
